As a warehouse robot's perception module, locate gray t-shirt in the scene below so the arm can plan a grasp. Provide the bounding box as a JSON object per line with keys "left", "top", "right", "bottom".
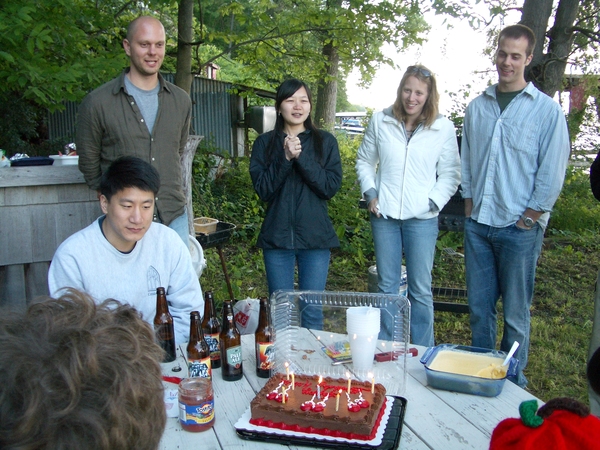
{"left": 124, "top": 76, "right": 160, "bottom": 134}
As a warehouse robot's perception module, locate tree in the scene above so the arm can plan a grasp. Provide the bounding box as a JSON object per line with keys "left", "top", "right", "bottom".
{"left": 0, "top": 1, "right": 132, "bottom": 111}
{"left": 181, "top": 0, "right": 428, "bottom": 127}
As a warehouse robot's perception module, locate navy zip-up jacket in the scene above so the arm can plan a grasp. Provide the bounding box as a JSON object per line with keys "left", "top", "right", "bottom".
{"left": 249, "top": 129, "right": 342, "bottom": 249}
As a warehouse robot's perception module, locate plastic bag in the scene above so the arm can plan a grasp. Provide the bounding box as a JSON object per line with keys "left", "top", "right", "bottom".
{"left": 233, "top": 297, "right": 260, "bottom": 335}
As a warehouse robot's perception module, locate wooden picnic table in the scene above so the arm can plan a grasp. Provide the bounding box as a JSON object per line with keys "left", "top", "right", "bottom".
{"left": 159, "top": 331, "right": 540, "bottom": 449}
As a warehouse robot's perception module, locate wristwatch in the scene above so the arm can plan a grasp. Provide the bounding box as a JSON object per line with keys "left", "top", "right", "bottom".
{"left": 522, "top": 216, "right": 535, "bottom": 228}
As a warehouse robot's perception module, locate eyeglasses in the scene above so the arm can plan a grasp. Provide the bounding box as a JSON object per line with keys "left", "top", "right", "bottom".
{"left": 407, "top": 66, "right": 432, "bottom": 77}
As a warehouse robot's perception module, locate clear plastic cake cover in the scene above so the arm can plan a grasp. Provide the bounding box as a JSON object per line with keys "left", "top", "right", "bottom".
{"left": 270, "top": 290, "right": 410, "bottom": 395}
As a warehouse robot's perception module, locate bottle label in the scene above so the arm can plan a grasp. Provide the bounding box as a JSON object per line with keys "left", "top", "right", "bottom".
{"left": 188, "top": 357, "right": 212, "bottom": 379}
{"left": 205, "top": 333, "right": 220, "bottom": 360}
{"left": 256, "top": 342, "right": 275, "bottom": 370}
{"left": 226, "top": 345, "right": 242, "bottom": 368}
{"left": 179, "top": 399, "right": 215, "bottom": 426}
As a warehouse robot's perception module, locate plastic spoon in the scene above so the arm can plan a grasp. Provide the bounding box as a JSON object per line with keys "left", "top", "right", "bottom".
{"left": 502, "top": 341, "right": 520, "bottom": 366}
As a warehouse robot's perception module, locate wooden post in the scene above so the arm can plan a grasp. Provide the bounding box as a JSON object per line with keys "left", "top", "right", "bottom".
{"left": 181, "top": 135, "right": 204, "bottom": 236}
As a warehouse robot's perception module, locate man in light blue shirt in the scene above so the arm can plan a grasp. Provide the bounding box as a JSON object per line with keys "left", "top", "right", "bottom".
{"left": 461, "top": 24, "right": 570, "bottom": 387}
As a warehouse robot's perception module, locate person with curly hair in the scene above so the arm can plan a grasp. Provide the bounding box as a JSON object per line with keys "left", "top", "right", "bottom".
{"left": 0, "top": 289, "right": 166, "bottom": 449}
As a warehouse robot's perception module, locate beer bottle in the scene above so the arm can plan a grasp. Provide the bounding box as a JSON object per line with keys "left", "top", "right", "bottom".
{"left": 201, "top": 291, "right": 222, "bottom": 369}
{"left": 255, "top": 296, "right": 274, "bottom": 378}
{"left": 154, "top": 287, "right": 176, "bottom": 362}
{"left": 219, "top": 300, "right": 243, "bottom": 381}
{"left": 187, "top": 311, "right": 212, "bottom": 379}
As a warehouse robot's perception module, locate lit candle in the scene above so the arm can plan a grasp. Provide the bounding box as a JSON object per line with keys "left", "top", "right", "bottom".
{"left": 291, "top": 372, "right": 295, "bottom": 390}
{"left": 346, "top": 371, "right": 351, "bottom": 393}
{"left": 282, "top": 386, "right": 286, "bottom": 404}
{"left": 369, "top": 372, "right": 375, "bottom": 393}
{"left": 285, "top": 362, "right": 290, "bottom": 380}
{"left": 317, "top": 375, "right": 323, "bottom": 399}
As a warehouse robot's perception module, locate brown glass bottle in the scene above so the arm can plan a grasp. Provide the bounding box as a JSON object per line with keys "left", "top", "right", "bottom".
{"left": 255, "top": 296, "right": 274, "bottom": 378}
{"left": 154, "top": 287, "right": 176, "bottom": 362}
{"left": 219, "top": 300, "right": 243, "bottom": 381}
{"left": 201, "top": 291, "right": 222, "bottom": 369}
{"left": 187, "top": 311, "right": 212, "bottom": 379}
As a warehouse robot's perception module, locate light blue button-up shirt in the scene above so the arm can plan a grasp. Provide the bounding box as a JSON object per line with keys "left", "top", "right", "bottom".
{"left": 461, "top": 82, "right": 570, "bottom": 229}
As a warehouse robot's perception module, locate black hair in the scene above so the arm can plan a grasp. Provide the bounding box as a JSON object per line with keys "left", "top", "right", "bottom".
{"left": 99, "top": 156, "right": 160, "bottom": 201}
{"left": 266, "top": 78, "right": 324, "bottom": 163}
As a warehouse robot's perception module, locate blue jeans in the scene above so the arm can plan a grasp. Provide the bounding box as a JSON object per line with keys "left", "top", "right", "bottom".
{"left": 168, "top": 210, "right": 189, "bottom": 245}
{"left": 464, "top": 218, "right": 544, "bottom": 388}
{"left": 371, "top": 215, "right": 438, "bottom": 346}
{"left": 263, "top": 248, "right": 331, "bottom": 330}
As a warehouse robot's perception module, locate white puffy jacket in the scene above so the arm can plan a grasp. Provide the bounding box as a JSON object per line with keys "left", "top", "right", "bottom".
{"left": 356, "top": 108, "right": 461, "bottom": 220}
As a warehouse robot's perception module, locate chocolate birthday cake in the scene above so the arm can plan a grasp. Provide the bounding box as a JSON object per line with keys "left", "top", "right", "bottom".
{"left": 249, "top": 374, "right": 387, "bottom": 440}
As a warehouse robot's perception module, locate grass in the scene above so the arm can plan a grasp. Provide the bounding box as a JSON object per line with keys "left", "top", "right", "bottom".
{"left": 193, "top": 136, "right": 600, "bottom": 405}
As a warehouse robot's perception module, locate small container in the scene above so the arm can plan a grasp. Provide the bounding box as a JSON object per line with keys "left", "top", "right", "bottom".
{"left": 193, "top": 217, "right": 218, "bottom": 234}
{"left": 178, "top": 377, "right": 215, "bottom": 432}
{"left": 420, "top": 344, "right": 518, "bottom": 397}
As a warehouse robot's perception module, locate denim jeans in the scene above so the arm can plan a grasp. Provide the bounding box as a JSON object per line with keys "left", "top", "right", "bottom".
{"left": 464, "top": 218, "right": 544, "bottom": 388}
{"left": 168, "top": 210, "right": 189, "bottom": 245}
{"left": 263, "top": 248, "right": 331, "bottom": 330}
{"left": 371, "top": 214, "right": 438, "bottom": 346}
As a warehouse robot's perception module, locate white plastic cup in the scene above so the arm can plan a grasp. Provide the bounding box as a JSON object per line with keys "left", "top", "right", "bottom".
{"left": 346, "top": 307, "right": 380, "bottom": 371}
{"left": 348, "top": 333, "right": 378, "bottom": 371}
{"left": 346, "top": 306, "right": 380, "bottom": 335}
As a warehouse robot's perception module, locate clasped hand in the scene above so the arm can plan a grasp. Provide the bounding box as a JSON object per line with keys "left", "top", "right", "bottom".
{"left": 284, "top": 135, "right": 302, "bottom": 160}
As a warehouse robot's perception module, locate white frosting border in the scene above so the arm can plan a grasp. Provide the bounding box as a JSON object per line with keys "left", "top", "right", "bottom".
{"left": 234, "top": 395, "right": 394, "bottom": 445}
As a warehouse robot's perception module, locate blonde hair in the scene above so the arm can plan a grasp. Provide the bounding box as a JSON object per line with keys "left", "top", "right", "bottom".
{"left": 392, "top": 65, "right": 439, "bottom": 128}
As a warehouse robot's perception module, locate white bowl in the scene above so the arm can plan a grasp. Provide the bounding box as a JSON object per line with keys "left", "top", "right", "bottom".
{"left": 50, "top": 155, "right": 79, "bottom": 166}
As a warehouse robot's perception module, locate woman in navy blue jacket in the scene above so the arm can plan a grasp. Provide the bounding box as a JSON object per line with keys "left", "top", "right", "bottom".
{"left": 249, "top": 79, "right": 342, "bottom": 329}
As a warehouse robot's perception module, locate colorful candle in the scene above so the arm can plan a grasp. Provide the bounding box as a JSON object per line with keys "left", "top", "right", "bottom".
{"left": 282, "top": 386, "right": 286, "bottom": 404}
{"left": 336, "top": 389, "right": 341, "bottom": 411}
{"left": 291, "top": 372, "right": 295, "bottom": 390}
{"left": 369, "top": 372, "right": 375, "bottom": 393}
{"left": 285, "top": 362, "right": 290, "bottom": 380}
{"left": 346, "top": 371, "right": 351, "bottom": 393}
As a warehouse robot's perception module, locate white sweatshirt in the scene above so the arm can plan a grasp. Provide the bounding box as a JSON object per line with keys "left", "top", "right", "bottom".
{"left": 48, "top": 217, "right": 203, "bottom": 344}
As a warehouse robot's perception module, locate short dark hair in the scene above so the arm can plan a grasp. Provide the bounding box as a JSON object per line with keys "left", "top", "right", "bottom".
{"left": 0, "top": 289, "right": 166, "bottom": 449}
{"left": 100, "top": 156, "right": 160, "bottom": 200}
{"left": 498, "top": 24, "right": 536, "bottom": 57}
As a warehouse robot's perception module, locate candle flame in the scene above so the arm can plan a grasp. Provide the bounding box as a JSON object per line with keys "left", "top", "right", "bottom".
{"left": 318, "top": 375, "right": 323, "bottom": 384}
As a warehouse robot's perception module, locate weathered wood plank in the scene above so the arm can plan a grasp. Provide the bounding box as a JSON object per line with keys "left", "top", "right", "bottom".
{"left": 0, "top": 264, "right": 27, "bottom": 309}
{"left": 0, "top": 165, "right": 86, "bottom": 188}
{"left": 0, "top": 206, "right": 34, "bottom": 266}
{"left": 25, "top": 261, "right": 50, "bottom": 301}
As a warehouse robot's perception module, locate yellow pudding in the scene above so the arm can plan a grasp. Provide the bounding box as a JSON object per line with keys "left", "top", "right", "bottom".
{"left": 428, "top": 350, "right": 507, "bottom": 379}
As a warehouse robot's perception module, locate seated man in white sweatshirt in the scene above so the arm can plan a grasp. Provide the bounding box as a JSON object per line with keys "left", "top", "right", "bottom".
{"left": 48, "top": 155, "right": 203, "bottom": 344}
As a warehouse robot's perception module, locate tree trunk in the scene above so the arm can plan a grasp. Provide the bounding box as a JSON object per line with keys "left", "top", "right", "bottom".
{"left": 521, "top": 0, "right": 580, "bottom": 98}
{"left": 314, "top": 42, "right": 339, "bottom": 129}
{"left": 175, "top": 0, "right": 194, "bottom": 95}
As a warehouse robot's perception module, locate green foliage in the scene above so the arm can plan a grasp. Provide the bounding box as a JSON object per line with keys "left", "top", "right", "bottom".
{"left": 548, "top": 167, "right": 600, "bottom": 234}
{"left": 196, "top": 0, "right": 429, "bottom": 92}
{"left": 0, "top": 0, "right": 130, "bottom": 110}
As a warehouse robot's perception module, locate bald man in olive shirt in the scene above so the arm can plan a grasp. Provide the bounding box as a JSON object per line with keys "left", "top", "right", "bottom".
{"left": 76, "top": 16, "right": 191, "bottom": 243}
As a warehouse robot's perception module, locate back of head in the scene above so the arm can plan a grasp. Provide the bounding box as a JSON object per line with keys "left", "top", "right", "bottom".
{"left": 0, "top": 289, "right": 166, "bottom": 450}
{"left": 498, "top": 24, "right": 536, "bottom": 56}
{"left": 100, "top": 156, "right": 160, "bottom": 201}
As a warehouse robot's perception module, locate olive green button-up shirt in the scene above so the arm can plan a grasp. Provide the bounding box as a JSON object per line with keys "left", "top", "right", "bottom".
{"left": 76, "top": 70, "right": 192, "bottom": 225}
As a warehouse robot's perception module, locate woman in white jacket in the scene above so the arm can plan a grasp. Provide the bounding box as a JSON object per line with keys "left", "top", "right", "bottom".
{"left": 356, "top": 65, "right": 461, "bottom": 346}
